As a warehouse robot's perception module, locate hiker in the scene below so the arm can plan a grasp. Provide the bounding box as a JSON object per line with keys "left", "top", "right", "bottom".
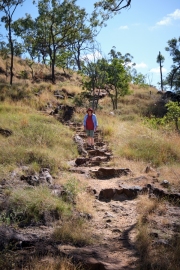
{"left": 83, "top": 107, "right": 98, "bottom": 149}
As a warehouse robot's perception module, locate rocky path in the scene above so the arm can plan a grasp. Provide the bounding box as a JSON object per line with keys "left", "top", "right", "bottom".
{"left": 61, "top": 123, "right": 141, "bottom": 270}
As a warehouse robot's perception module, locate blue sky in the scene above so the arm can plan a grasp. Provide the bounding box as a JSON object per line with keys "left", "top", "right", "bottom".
{"left": 77, "top": 0, "right": 180, "bottom": 89}
{"left": 1, "top": 0, "right": 180, "bottom": 89}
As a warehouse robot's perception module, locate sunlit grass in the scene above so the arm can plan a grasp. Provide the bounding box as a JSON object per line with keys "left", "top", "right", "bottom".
{"left": 52, "top": 217, "right": 93, "bottom": 246}
{"left": 0, "top": 103, "right": 77, "bottom": 178}
{"left": 136, "top": 195, "right": 180, "bottom": 270}
{"left": 28, "top": 256, "right": 84, "bottom": 270}
{"left": 97, "top": 112, "right": 180, "bottom": 167}
{"left": 0, "top": 254, "right": 84, "bottom": 270}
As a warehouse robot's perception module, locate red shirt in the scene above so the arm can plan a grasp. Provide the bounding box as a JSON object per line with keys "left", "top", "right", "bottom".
{"left": 86, "top": 115, "right": 94, "bottom": 130}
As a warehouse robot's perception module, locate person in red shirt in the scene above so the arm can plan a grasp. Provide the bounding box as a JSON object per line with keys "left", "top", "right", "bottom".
{"left": 83, "top": 108, "right": 98, "bottom": 149}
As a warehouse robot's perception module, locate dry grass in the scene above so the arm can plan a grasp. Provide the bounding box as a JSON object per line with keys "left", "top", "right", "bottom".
{"left": 136, "top": 195, "right": 180, "bottom": 270}
{"left": 55, "top": 174, "right": 95, "bottom": 216}
{"left": 28, "top": 256, "right": 84, "bottom": 270}
{"left": 76, "top": 191, "right": 95, "bottom": 215}
{"left": 0, "top": 254, "right": 84, "bottom": 270}
{"left": 97, "top": 111, "right": 180, "bottom": 168}
{"left": 52, "top": 217, "right": 93, "bottom": 246}
{"left": 137, "top": 195, "right": 160, "bottom": 220}
{"left": 0, "top": 103, "right": 78, "bottom": 177}
{"left": 158, "top": 162, "right": 180, "bottom": 190}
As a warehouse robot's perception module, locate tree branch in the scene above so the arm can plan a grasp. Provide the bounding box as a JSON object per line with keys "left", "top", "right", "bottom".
{"left": 111, "top": 0, "right": 132, "bottom": 12}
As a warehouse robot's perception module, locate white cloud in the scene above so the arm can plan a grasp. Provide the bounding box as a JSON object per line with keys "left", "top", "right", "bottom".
{"left": 155, "top": 9, "right": 180, "bottom": 27}
{"left": 135, "top": 62, "right": 148, "bottom": 68}
{"left": 81, "top": 51, "right": 102, "bottom": 62}
{"left": 150, "top": 67, "right": 167, "bottom": 73}
{"left": 119, "top": 25, "right": 129, "bottom": 30}
{"left": 157, "top": 17, "right": 171, "bottom": 26}
{"left": 169, "top": 9, "right": 180, "bottom": 20}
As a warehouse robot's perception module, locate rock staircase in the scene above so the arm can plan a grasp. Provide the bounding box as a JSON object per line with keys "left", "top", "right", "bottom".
{"left": 63, "top": 122, "right": 139, "bottom": 270}
{"left": 69, "top": 122, "right": 132, "bottom": 181}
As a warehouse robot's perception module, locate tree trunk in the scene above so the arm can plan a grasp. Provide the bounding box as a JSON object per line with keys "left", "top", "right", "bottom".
{"left": 175, "top": 117, "right": 179, "bottom": 131}
{"left": 159, "top": 51, "right": 163, "bottom": 91}
{"left": 51, "top": 58, "right": 55, "bottom": 84}
{"left": 8, "top": 18, "right": 14, "bottom": 85}
{"left": 50, "top": 46, "right": 56, "bottom": 84}
{"left": 76, "top": 47, "right": 81, "bottom": 71}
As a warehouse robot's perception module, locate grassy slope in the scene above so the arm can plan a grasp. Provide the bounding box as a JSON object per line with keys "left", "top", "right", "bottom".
{"left": 0, "top": 56, "right": 180, "bottom": 269}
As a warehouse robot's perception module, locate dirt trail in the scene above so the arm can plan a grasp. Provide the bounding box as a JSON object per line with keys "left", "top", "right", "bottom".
{"left": 61, "top": 123, "right": 141, "bottom": 270}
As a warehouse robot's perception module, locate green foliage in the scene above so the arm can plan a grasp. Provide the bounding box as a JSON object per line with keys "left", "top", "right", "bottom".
{"left": 94, "top": 0, "right": 132, "bottom": 20}
{"left": 165, "top": 37, "right": 180, "bottom": 92}
{"left": 143, "top": 101, "right": 180, "bottom": 131}
{"left": 63, "top": 177, "right": 82, "bottom": 203}
{"left": 19, "top": 70, "right": 28, "bottom": 80}
{"left": 81, "top": 48, "right": 130, "bottom": 110}
{"left": 165, "top": 101, "right": 180, "bottom": 130}
{"left": 143, "top": 116, "right": 166, "bottom": 129}
{"left": 107, "top": 57, "right": 130, "bottom": 109}
{"left": 56, "top": 50, "right": 73, "bottom": 71}
{"left": 132, "top": 71, "right": 148, "bottom": 88}
{"left": 156, "top": 52, "right": 165, "bottom": 63}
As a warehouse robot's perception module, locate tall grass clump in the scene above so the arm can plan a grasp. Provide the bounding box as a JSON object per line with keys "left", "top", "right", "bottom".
{"left": 52, "top": 177, "right": 94, "bottom": 246}
{"left": 135, "top": 196, "right": 159, "bottom": 269}
{"left": 52, "top": 216, "right": 93, "bottom": 246}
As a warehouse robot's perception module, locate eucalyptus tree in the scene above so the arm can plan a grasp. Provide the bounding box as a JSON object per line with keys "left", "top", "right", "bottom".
{"left": 35, "top": 0, "right": 90, "bottom": 83}
{"left": 12, "top": 14, "right": 40, "bottom": 62}
{"left": 105, "top": 57, "right": 130, "bottom": 109}
{"left": 165, "top": 37, "right": 180, "bottom": 93}
{"left": 68, "top": 7, "right": 102, "bottom": 71}
{"left": 0, "top": 0, "right": 25, "bottom": 85}
{"left": 81, "top": 46, "right": 107, "bottom": 109}
{"left": 81, "top": 47, "right": 130, "bottom": 110}
{"left": 156, "top": 51, "right": 165, "bottom": 91}
{"left": 108, "top": 47, "right": 135, "bottom": 83}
